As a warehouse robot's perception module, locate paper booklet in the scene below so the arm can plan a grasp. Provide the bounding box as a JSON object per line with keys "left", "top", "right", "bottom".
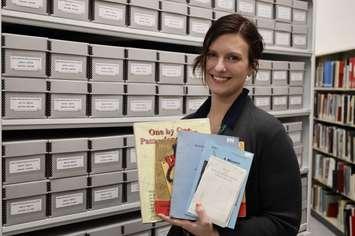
{"left": 186, "top": 141, "right": 254, "bottom": 228}
{"left": 133, "top": 119, "right": 211, "bottom": 223}
{"left": 188, "top": 156, "right": 246, "bottom": 227}
{"left": 170, "top": 131, "right": 240, "bottom": 220}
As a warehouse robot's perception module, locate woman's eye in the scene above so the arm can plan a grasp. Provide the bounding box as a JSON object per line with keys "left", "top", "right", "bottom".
{"left": 207, "top": 53, "right": 217, "bottom": 58}
{"left": 227, "top": 55, "right": 240, "bottom": 62}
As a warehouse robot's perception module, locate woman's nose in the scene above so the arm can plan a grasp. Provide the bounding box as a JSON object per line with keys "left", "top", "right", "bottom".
{"left": 214, "top": 58, "right": 226, "bottom": 72}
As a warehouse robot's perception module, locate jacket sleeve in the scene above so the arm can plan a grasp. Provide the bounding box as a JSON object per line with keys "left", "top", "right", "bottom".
{"left": 216, "top": 129, "right": 302, "bottom": 236}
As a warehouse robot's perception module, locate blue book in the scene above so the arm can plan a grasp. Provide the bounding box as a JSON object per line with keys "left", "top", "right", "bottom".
{"left": 323, "top": 61, "right": 334, "bottom": 87}
{"left": 170, "top": 131, "right": 240, "bottom": 220}
{"left": 186, "top": 141, "right": 253, "bottom": 229}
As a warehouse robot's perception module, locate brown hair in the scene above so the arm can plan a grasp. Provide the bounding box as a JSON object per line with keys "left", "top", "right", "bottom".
{"left": 193, "top": 14, "right": 264, "bottom": 81}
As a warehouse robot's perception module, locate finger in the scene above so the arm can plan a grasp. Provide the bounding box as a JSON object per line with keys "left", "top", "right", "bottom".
{"left": 195, "top": 202, "right": 210, "bottom": 224}
{"left": 157, "top": 214, "right": 190, "bottom": 228}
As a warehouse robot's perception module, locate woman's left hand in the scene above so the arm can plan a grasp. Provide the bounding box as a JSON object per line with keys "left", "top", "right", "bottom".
{"left": 158, "top": 203, "right": 219, "bottom": 236}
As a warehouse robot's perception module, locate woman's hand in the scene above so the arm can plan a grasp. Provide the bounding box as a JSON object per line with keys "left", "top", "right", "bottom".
{"left": 158, "top": 203, "right": 219, "bottom": 236}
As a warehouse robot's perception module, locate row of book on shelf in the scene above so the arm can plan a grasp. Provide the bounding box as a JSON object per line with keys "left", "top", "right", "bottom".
{"left": 132, "top": 119, "right": 253, "bottom": 228}
{"left": 314, "top": 93, "right": 355, "bottom": 125}
{"left": 316, "top": 58, "right": 355, "bottom": 88}
{"left": 313, "top": 123, "right": 355, "bottom": 162}
{"left": 313, "top": 184, "right": 355, "bottom": 236}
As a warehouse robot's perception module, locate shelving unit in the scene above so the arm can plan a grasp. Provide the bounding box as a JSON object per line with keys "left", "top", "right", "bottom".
{"left": 0, "top": 0, "right": 314, "bottom": 235}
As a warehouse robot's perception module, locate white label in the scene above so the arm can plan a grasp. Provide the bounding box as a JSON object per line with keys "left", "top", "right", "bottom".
{"left": 216, "top": 0, "right": 234, "bottom": 10}
{"left": 275, "top": 32, "right": 290, "bottom": 46}
{"left": 94, "top": 187, "right": 119, "bottom": 202}
{"left": 293, "top": 35, "right": 306, "bottom": 46}
{"left": 130, "top": 63, "right": 152, "bottom": 76}
{"left": 257, "top": 3, "right": 272, "bottom": 18}
{"left": 256, "top": 70, "right": 270, "bottom": 82}
{"left": 134, "top": 12, "right": 155, "bottom": 27}
{"left": 239, "top": 1, "right": 254, "bottom": 13}
{"left": 277, "top": 5, "right": 291, "bottom": 20}
{"left": 162, "top": 65, "right": 182, "bottom": 77}
{"left": 191, "top": 22, "right": 210, "bottom": 34}
{"left": 289, "top": 132, "right": 301, "bottom": 143}
{"left": 10, "top": 199, "right": 42, "bottom": 215}
{"left": 98, "top": 5, "right": 123, "bottom": 21}
{"left": 163, "top": 15, "right": 184, "bottom": 29}
{"left": 12, "top": 0, "right": 43, "bottom": 8}
{"left": 290, "top": 72, "right": 303, "bottom": 82}
{"left": 259, "top": 29, "right": 273, "bottom": 44}
{"left": 95, "top": 98, "right": 120, "bottom": 112}
{"left": 10, "top": 97, "right": 42, "bottom": 111}
{"left": 56, "top": 192, "right": 83, "bottom": 208}
{"left": 274, "top": 96, "right": 287, "bottom": 105}
{"left": 194, "top": 0, "right": 209, "bottom": 3}
{"left": 130, "top": 100, "right": 153, "bottom": 112}
{"left": 55, "top": 60, "right": 83, "bottom": 74}
{"left": 161, "top": 99, "right": 181, "bottom": 110}
{"left": 293, "top": 10, "right": 306, "bottom": 22}
{"left": 9, "top": 158, "right": 41, "bottom": 174}
{"left": 95, "top": 63, "right": 119, "bottom": 76}
{"left": 273, "top": 71, "right": 287, "bottom": 80}
{"left": 58, "top": 0, "right": 85, "bottom": 14}
{"left": 129, "top": 148, "right": 137, "bottom": 163}
{"left": 54, "top": 98, "right": 82, "bottom": 111}
{"left": 255, "top": 97, "right": 270, "bottom": 106}
{"left": 131, "top": 182, "right": 139, "bottom": 192}
{"left": 10, "top": 56, "right": 42, "bottom": 71}
{"left": 94, "top": 150, "right": 119, "bottom": 164}
{"left": 290, "top": 96, "right": 302, "bottom": 105}
{"left": 56, "top": 156, "right": 84, "bottom": 170}
{"left": 188, "top": 98, "right": 205, "bottom": 110}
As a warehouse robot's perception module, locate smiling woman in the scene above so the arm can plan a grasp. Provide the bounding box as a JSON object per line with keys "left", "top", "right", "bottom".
{"left": 158, "top": 14, "right": 302, "bottom": 236}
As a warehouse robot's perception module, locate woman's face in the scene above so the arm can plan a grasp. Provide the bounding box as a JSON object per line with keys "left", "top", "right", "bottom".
{"left": 205, "top": 33, "right": 251, "bottom": 99}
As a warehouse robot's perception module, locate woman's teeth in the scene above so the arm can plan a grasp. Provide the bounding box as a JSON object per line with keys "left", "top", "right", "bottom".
{"left": 213, "top": 76, "right": 229, "bottom": 81}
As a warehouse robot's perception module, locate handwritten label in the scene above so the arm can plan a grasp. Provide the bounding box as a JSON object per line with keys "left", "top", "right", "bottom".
{"left": 163, "top": 15, "right": 184, "bottom": 29}
{"left": 95, "top": 98, "right": 120, "bottom": 112}
{"left": 58, "top": 0, "right": 85, "bottom": 15}
{"left": 9, "top": 158, "right": 41, "bottom": 173}
{"left": 56, "top": 192, "right": 83, "bottom": 208}
{"left": 95, "top": 63, "right": 119, "bottom": 76}
{"left": 130, "top": 100, "right": 153, "bottom": 112}
{"left": 98, "top": 5, "right": 123, "bottom": 21}
{"left": 54, "top": 98, "right": 82, "bottom": 111}
{"left": 134, "top": 12, "right": 155, "bottom": 27}
{"left": 12, "top": 0, "right": 43, "bottom": 8}
{"left": 10, "top": 199, "right": 42, "bottom": 215}
{"left": 10, "top": 97, "right": 42, "bottom": 111}
{"left": 55, "top": 59, "right": 83, "bottom": 74}
{"left": 94, "top": 187, "right": 119, "bottom": 202}
{"left": 94, "top": 150, "right": 119, "bottom": 164}
{"left": 10, "top": 56, "right": 42, "bottom": 71}
{"left": 56, "top": 155, "right": 84, "bottom": 170}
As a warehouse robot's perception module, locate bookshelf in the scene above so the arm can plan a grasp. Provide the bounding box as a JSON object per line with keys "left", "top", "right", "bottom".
{"left": 312, "top": 49, "right": 355, "bottom": 235}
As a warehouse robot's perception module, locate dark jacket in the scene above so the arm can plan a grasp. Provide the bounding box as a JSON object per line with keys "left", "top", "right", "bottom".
{"left": 168, "top": 89, "right": 302, "bottom": 236}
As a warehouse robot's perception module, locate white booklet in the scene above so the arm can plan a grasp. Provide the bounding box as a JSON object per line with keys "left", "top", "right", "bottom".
{"left": 187, "top": 156, "right": 247, "bottom": 227}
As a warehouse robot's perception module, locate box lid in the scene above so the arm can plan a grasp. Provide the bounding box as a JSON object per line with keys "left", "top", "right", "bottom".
{"left": 275, "top": 22, "right": 291, "bottom": 32}
{"left": 125, "top": 135, "right": 135, "bottom": 147}
{"left": 272, "top": 61, "right": 289, "bottom": 70}
{"left": 3, "top": 180, "right": 48, "bottom": 199}
{"left": 90, "top": 44, "right": 125, "bottom": 59}
{"left": 189, "top": 6, "right": 213, "bottom": 19}
{"left": 257, "top": 0, "right": 273, "bottom": 3}
{"left": 91, "top": 171, "right": 124, "bottom": 187}
{"left": 161, "top": 1, "right": 187, "bottom": 15}
{"left": 127, "top": 48, "right": 157, "bottom": 61}
{"left": 50, "top": 138, "right": 88, "bottom": 153}
{"left": 3, "top": 77, "right": 47, "bottom": 92}
{"left": 254, "top": 86, "right": 271, "bottom": 95}
{"left": 159, "top": 51, "right": 185, "bottom": 64}
{"left": 126, "top": 83, "right": 156, "bottom": 95}
{"left": 275, "top": 0, "right": 292, "bottom": 6}
{"left": 50, "top": 39, "right": 88, "bottom": 56}
{"left": 125, "top": 169, "right": 138, "bottom": 182}
{"left": 258, "top": 60, "right": 272, "bottom": 69}
{"left": 289, "top": 86, "right": 303, "bottom": 95}
{"left": 51, "top": 176, "right": 87, "bottom": 192}
{"left": 90, "top": 82, "right": 124, "bottom": 95}
{"left": 158, "top": 85, "right": 184, "bottom": 96}
{"left": 3, "top": 139, "right": 47, "bottom": 157}
{"left": 2, "top": 33, "right": 48, "bottom": 51}
{"left": 123, "top": 219, "right": 153, "bottom": 235}
{"left": 99, "top": 0, "right": 127, "bottom": 3}
{"left": 129, "top": 0, "right": 159, "bottom": 9}
{"left": 292, "top": 24, "right": 308, "bottom": 34}
{"left": 293, "top": 0, "right": 308, "bottom": 10}
{"left": 272, "top": 86, "right": 288, "bottom": 95}
{"left": 289, "top": 61, "right": 305, "bottom": 70}
{"left": 90, "top": 135, "right": 125, "bottom": 150}
{"left": 50, "top": 80, "right": 87, "bottom": 94}
{"left": 186, "top": 85, "right": 209, "bottom": 95}
{"left": 257, "top": 18, "right": 275, "bottom": 29}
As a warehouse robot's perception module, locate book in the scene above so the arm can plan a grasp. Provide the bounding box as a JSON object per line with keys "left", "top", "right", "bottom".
{"left": 133, "top": 119, "right": 211, "bottom": 223}
{"left": 170, "top": 131, "right": 240, "bottom": 221}
{"left": 154, "top": 139, "right": 177, "bottom": 216}
{"left": 186, "top": 141, "right": 253, "bottom": 228}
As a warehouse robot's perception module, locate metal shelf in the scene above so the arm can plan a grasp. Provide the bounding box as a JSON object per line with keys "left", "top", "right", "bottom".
{"left": 314, "top": 118, "right": 355, "bottom": 129}
{"left": 2, "top": 109, "right": 310, "bottom": 130}
{"left": 2, "top": 10, "right": 313, "bottom": 56}
{"left": 313, "top": 178, "right": 355, "bottom": 203}
{"left": 313, "top": 146, "right": 354, "bottom": 165}
{"left": 314, "top": 87, "right": 355, "bottom": 92}
{"left": 2, "top": 202, "right": 140, "bottom": 236}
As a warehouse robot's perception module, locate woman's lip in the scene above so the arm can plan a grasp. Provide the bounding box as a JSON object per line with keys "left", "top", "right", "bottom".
{"left": 210, "top": 75, "right": 231, "bottom": 81}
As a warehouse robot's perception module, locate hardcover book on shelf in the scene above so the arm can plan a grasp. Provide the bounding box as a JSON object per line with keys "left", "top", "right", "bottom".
{"left": 133, "top": 119, "right": 211, "bottom": 223}
{"left": 323, "top": 61, "right": 334, "bottom": 88}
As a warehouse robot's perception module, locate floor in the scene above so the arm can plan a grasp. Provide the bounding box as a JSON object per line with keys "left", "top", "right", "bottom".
{"left": 308, "top": 215, "right": 337, "bottom": 236}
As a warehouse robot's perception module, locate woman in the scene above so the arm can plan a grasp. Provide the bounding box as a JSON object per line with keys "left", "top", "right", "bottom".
{"left": 158, "top": 14, "right": 302, "bottom": 236}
